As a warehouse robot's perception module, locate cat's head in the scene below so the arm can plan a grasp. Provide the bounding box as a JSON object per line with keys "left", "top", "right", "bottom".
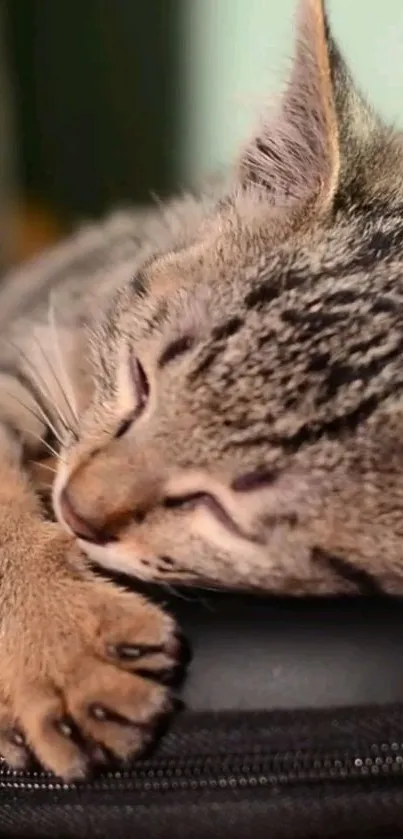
{"left": 54, "top": 0, "right": 403, "bottom": 593}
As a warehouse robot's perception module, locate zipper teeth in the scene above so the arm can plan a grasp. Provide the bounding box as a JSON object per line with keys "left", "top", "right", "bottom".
{"left": 1, "top": 744, "right": 403, "bottom": 793}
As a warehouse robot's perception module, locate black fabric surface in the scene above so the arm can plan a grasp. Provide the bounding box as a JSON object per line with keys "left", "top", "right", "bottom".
{"left": 170, "top": 593, "right": 403, "bottom": 711}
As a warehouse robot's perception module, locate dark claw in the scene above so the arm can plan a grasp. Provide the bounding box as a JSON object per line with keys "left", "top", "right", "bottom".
{"left": 88, "top": 704, "right": 136, "bottom": 728}
{"left": 54, "top": 716, "right": 92, "bottom": 760}
{"left": 164, "top": 631, "right": 192, "bottom": 667}
{"left": 89, "top": 744, "right": 108, "bottom": 765}
{"left": 56, "top": 718, "right": 75, "bottom": 739}
{"left": 108, "top": 643, "right": 165, "bottom": 661}
{"left": 172, "top": 697, "right": 186, "bottom": 713}
{"left": 9, "top": 729, "right": 26, "bottom": 747}
{"left": 54, "top": 717, "right": 110, "bottom": 775}
{"left": 89, "top": 704, "right": 108, "bottom": 722}
{"left": 136, "top": 667, "right": 176, "bottom": 686}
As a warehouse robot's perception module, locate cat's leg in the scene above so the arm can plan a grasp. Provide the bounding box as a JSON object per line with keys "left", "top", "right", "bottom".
{"left": 0, "top": 377, "right": 180, "bottom": 779}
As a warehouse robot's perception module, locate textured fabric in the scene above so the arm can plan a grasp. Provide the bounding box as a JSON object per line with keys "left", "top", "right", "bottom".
{"left": 1, "top": 783, "right": 403, "bottom": 839}
{"left": 1, "top": 704, "right": 403, "bottom": 838}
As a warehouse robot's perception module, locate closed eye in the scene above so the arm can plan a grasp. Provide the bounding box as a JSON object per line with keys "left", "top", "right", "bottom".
{"left": 115, "top": 355, "right": 149, "bottom": 439}
{"left": 164, "top": 492, "right": 206, "bottom": 510}
{"left": 164, "top": 492, "right": 247, "bottom": 539}
{"left": 115, "top": 415, "right": 135, "bottom": 439}
{"left": 231, "top": 469, "right": 279, "bottom": 492}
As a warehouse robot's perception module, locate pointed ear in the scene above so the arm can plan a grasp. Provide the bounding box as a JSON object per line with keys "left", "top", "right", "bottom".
{"left": 238, "top": 0, "right": 340, "bottom": 210}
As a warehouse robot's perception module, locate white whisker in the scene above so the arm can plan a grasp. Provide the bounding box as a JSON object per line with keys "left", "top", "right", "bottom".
{"left": 31, "top": 333, "right": 75, "bottom": 435}
{"left": 161, "top": 582, "right": 194, "bottom": 601}
{"left": 3, "top": 337, "right": 70, "bottom": 436}
{"left": 32, "top": 461, "right": 58, "bottom": 475}
{"left": 41, "top": 439, "right": 64, "bottom": 461}
{"left": 4, "top": 387, "right": 64, "bottom": 446}
{"left": 24, "top": 428, "right": 63, "bottom": 460}
{"left": 49, "top": 294, "right": 79, "bottom": 428}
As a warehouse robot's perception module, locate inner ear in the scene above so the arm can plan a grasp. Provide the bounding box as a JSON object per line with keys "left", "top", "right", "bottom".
{"left": 238, "top": 0, "right": 340, "bottom": 211}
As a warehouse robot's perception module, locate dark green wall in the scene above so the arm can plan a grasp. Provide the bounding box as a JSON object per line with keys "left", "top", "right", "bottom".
{"left": 6, "top": 0, "right": 180, "bottom": 220}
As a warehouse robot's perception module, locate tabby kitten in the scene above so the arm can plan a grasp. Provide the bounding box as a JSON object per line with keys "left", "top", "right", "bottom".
{"left": 0, "top": 0, "right": 401, "bottom": 778}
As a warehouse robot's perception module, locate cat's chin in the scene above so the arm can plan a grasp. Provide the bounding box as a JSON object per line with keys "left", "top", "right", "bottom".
{"left": 79, "top": 538, "right": 226, "bottom": 590}
{"left": 79, "top": 537, "right": 160, "bottom": 581}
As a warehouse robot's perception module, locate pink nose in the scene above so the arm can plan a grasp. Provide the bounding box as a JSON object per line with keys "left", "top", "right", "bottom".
{"left": 59, "top": 488, "right": 112, "bottom": 544}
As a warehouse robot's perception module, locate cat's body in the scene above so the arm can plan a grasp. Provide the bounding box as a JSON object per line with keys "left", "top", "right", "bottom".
{"left": 0, "top": 0, "right": 402, "bottom": 778}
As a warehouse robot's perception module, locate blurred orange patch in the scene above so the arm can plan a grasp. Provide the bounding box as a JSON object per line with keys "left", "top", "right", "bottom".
{"left": 9, "top": 203, "right": 65, "bottom": 265}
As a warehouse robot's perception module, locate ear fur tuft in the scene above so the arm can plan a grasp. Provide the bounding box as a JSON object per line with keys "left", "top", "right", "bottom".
{"left": 238, "top": 0, "right": 341, "bottom": 210}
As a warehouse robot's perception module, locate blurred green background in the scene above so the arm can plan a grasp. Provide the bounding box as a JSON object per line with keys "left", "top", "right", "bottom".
{"left": 2, "top": 0, "right": 403, "bottom": 263}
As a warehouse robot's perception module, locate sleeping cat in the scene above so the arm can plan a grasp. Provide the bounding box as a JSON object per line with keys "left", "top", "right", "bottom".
{"left": 0, "top": 0, "right": 402, "bottom": 779}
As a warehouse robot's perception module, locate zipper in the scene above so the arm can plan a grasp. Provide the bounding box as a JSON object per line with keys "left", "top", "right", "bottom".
{"left": 1, "top": 741, "right": 403, "bottom": 794}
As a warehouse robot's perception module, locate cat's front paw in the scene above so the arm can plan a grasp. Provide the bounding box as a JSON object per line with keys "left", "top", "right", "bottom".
{"left": 0, "top": 540, "right": 184, "bottom": 780}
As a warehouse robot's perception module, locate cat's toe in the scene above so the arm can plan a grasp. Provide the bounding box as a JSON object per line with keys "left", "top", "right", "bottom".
{"left": 0, "top": 713, "right": 31, "bottom": 771}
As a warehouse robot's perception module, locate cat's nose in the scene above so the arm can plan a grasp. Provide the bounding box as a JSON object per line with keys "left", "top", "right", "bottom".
{"left": 59, "top": 487, "right": 112, "bottom": 544}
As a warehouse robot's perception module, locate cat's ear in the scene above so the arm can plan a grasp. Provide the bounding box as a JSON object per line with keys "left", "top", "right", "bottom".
{"left": 238, "top": 0, "right": 374, "bottom": 211}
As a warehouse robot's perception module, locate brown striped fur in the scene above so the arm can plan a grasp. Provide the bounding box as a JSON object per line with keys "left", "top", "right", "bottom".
{"left": 0, "top": 0, "right": 402, "bottom": 778}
